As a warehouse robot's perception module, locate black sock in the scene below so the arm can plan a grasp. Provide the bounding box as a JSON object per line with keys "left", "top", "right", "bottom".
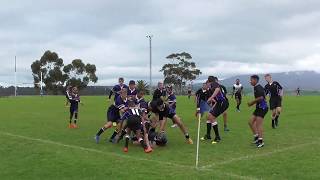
{"left": 74, "top": 119, "right": 77, "bottom": 124}
{"left": 69, "top": 120, "right": 72, "bottom": 124}
{"left": 119, "top": 129, "right": 126, "bottom": 139}
{"left": 206, "top": 122, "right": 212, "bottom": 137}
{"left": 139, "top": 139, "right": 147, "bottom": 149}
{"left": 96, "top": 127, "right": 106, "bottom": 136}
{"left": 212, "top": 123, "right": 220, "bottom": 138}
{"left": 110, "top": 130, "right": 118, "bottom": 140}
{"left": 236, "top": 105, "right": 239, "bottom": 110}
{"left": 125, "top": 136, "right": 129, "bottom": 148}
{"left": 275, "top": 115, "right": 279, "bottom": 121}
{"left": 185, "top": 133, "right": 190, "bottom": 139}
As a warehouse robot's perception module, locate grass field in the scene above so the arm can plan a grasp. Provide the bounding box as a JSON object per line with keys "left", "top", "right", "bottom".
{"left": 0, "top": 95, "right": 319, "bottom": 180}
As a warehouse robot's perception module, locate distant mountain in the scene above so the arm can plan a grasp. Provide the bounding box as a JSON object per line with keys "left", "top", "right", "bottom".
{"left": 219, "top": 71, "right": 320, "bottom": 91}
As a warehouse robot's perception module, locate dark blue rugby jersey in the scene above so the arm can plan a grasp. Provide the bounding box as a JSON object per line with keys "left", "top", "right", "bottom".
{"left": 167, "top": 93, "right": 176, "bottom": 110}
{"left": 210, "top": 81, "right": 226, "bottom": 102}
{"left": 114, "top": 96, "right": 128, "bottom": 110}
{"left": 137, "top": 98, "right": 148, "bottom": 113}
{"left": 254, "top": 84, "right": 268, "bottom": 110}
{"left": 70, "top": 94, "right": 80, "bottom": 106}
{"left": 112, "top": 84, "right": 128, "bottom": 99}
{"left": 127, "top": 88, "right": 138, "bottom": 100}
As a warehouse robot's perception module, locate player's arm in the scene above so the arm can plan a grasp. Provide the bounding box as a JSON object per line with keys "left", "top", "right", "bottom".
{"left": 208, "top": 87, "right": 220, "bottom": 103}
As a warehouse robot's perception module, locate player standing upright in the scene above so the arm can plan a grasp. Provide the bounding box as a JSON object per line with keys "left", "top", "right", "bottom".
{"left": 201, "top": 76, "right": 229, "bottom": 143}
{"left": 109, "top": 77, "right": 128, "bottom": 100}
{"left": 248, "top": 75, "right": 268, "bottom": 148}
{"left": 264, "top": 74, "right": 283, "bottom": 129}
{"left": 167, "top": 85, "right": 178, "bottom": 128}
{"left": 68, "top": 87, "right": 82, "bottom": 128}
{"left": 232, "top": 79, "right": 244, "bottom": 112}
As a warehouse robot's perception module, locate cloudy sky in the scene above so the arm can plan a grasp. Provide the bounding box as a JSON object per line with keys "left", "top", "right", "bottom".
{"left": 1, "top": 0, "right": 320, "bottom": 86}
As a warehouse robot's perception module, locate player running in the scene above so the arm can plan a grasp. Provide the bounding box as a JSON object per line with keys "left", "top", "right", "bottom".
{"left": 232, "top": 79, "right": 244, "bottom": 112}
{"left": 248, "top": 75, "right": 268, "bottom": 148}
{"left": 94, "top": 88, "right": 128, "bottom": 143}
{"left": 167, "top": 85, "right": 178, "bottom": 128}
{"left": 264, "top": 74, "right": 283, "bottom": 129}
{"left": 68, "top": 87, "right": 82, "bottom": 128}
{"left": 201, "top": 76, "right": 229, "bottom": 143}
{"left": 108, "top": 77, "right": 128, "bottom": 100}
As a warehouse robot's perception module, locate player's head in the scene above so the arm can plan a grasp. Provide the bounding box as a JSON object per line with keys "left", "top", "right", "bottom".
{"left": 156, "top": 99, "right": 165, "bottom": 111}
{"left": 207, "top": 76, "right": 215, "bottom": 83}
{"left": 166, "top": 84, "right": 173, "bottom": 94}
{"left": 118, "top": 77, "right": 124, "bottom": 85}
{"left": 250, "top": 75, "right": 259, "bottom": 86}
{"left": 72, "top": 87, "right": 78, "bottom": 94}
{"left": 264, "top": 74, "right": 272, "bottom": 83}
{"left": 202, "top": 82, "right": 207, "bottom": 89}
{"left": 129, "top": 80, "right": 136, "bottom": 89}
{"left": 120, "top": 88, "right": 127, "bottom": 98}
{"left": 158, "top": 81, "right": 164, "bottom": 89}
{"left": 137, "top": 90, "right": 145, "bottom": 99}
{"left": 127, "top": 100, "right": 136, "bottom": 108}
{"left": 67, "top": 85, "right": 72, "bottom": 91}
{"left": 156, "top": 132, "right": 168, "bottom": 146}
{"left": 236, "top": 79, "right": 240, "bottom": 84}
{"left": 214, "top": 76, "right": 219, "bottom": 83}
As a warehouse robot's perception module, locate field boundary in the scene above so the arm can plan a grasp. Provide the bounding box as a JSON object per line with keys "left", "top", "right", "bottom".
{"left": 200, "top": 140, "right": 319, "bottom": 169}
{"left": 0, "top": 131, "right": 260, "bottom": 180}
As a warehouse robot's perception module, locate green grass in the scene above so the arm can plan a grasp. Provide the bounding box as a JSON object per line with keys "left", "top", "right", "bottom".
{"left": 0, "top": 95, "right": 319, "bottom": 180}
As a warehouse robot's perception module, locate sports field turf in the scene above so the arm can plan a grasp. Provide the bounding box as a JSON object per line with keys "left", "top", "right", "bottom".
{"left": 0, "top": 95, "right": 319, "bottom": 180}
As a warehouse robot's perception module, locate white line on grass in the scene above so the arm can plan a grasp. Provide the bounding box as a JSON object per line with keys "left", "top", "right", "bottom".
{"left": 200, "top": 141, "right": 319, "bottom": 169}
{"left": 0, "top": 131, "right": 259, "bottom": 180}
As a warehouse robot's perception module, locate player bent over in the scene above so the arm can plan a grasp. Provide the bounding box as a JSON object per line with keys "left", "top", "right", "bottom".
{"left": 122, "top": 101, "right": 152, "bottom": 153}
{"left": 94, "top": 88, "right": 128, "bottom": 143}
{"left": 150, "top": 99, "right": 193, "bottom": 144}
{"left": 248, "top": 75, "right": 268, "bottom": 148}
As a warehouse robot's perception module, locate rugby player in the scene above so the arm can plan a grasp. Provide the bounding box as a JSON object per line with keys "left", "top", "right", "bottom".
{"left": 127, "top": 80, "right": 138, "bottom": 101}
{"left": 166, "top": 85, "right": 178, "bottom": 128}
{"left": 248, "top": 75, "right": 268, "bottom": 148}
{"left": 264, "top": 74, "right": 283, "bottom": 129}
{"left": 68, "top": 87, "right": 82, "bottom": 128}
{"left": 109, "top": 77, "right": 128, "bottom": 100}
{"left": 150, "top": 98, "right": 193, "bottom": 144}
{"left": 232, "top": 79, "right": 244, "bottom": 112}
{"left": 201, "top": 76, "right": 229, "bottom": 143}
{"left": 94, "top": 88, "right": 128, "bottom": 143}
{"left": 215, "top": 77, "right": 230, "bottom": 132}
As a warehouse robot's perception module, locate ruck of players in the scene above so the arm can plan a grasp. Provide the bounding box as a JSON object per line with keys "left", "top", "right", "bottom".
{"left": 64, "top": 73, "right": 284, "bottom": 152}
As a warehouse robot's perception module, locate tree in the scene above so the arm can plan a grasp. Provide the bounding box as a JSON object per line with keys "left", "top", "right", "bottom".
{"left": 160, "top": 52, "right": 202, "bottom": 93}
{"left": 31, "top": 50, "right": 66, "bottom": 95}
{"left": 63, "top": 59, "right": 98, "bottom": 89}
{"left": 136, "top": 80, "right": 150, "bottom": 95}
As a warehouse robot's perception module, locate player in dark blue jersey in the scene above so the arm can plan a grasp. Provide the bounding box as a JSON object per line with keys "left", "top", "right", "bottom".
{"left": 68, "top": 87, "right": 82, "bottom": 128}
{"left": 248, "top": 75, "right": 268, "bottom": 148}
{"left": 264, "top": 74, "right": 283, "bottom": 129}
{"left": 121, "top": 100, "right": 153, "bottom": 153}
{"left": 149, "top": 98, "right": 193, "bottom": 145}
{"left": 166, "top": 85, "right": 178, "bottom": 128}
{"left": 95, "top": 88, "right": 128, "bottom": 143}
{"left": 127, "top": 80, "right": 138, "bottom": 101}
{"left": 201, "top": 76, "right": 229, "bottom": 143}
{"left": 108, "top": 77, "right": 128, "bottom": 100}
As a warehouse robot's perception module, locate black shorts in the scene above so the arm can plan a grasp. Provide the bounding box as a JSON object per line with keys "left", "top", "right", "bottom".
{"left": 269, "top": 97, "right": 282, "bottom": 110}
{"left": 253, "top": 108, "right": 268, "bottom": 118}
{"left": 209, "top": 101, "right": 229, "bottom": 117}
{"left": 107, "top": 106, "right": 120, "bottom": 122}
{"left": 235, "top": 93, "right": 242, "bottom": 100}
{"left": 70, "top": 105, "right": 78, "bottom": 113}
{"left": 158, "top": 108, "right": 175, "bottom": 121}
{"left": 126, "top": 115, "right": 142, "bottom": 131}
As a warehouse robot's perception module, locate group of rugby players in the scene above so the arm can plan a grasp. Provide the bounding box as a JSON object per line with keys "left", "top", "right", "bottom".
{"left": 65, "top": 73, "right": 283, "bottom": 151}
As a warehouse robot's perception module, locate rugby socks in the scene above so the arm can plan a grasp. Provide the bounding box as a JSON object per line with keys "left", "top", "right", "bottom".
{"left": 139, "top": 138, "right": 147, "bottom": 149}
{"left": 185, "top": 133, "right": 190, "bottom": 139}
{"left": 124, "top": 135, "right": 130, "bottom": 148}
{"left": 74, "top": 113, "right": 78, "bottom": 124}
{"left": 275, "top": 115, "right": 279, "bottom": 126}
{"left": 110, "top": 130, "right": 119, "bottom": 140}
{"left": 206, "top": 121, "right": 212, "bottom": 137}
{"left": 211, "top": 121, "right": 220, "bottom": 139}
{"left": 236, "top": 104, "right": 240, "bottom": 110}
{"left": 96, "top": 127, "right": 106, "bottom": 136}
{"left": 272, "top": 118, "right": 275, "bottom": 129}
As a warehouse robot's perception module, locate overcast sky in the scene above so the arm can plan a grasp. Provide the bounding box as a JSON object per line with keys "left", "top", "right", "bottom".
{"left": 1, "top": 0, "right": 320, "bottom": 86}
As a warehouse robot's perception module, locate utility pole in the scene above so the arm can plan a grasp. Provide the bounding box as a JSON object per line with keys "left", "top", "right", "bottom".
{"left": 146, "top": 35, "right": 153, "bottom": 95}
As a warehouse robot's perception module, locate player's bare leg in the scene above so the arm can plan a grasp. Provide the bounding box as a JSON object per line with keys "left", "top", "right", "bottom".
{"left": 249, "top": 116, "right": 259, "bottom": 144}
{"left": 95, "top": 121, "right": 113, "bottom": 144}
{"left": 255, "top": 116, "right": 264, "bottom": 148}
{"left": 172, "top": 115, "right": 193, "bottom": 144}
{"left": 275, "top": 107, "right": 282, "bottom": 127}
